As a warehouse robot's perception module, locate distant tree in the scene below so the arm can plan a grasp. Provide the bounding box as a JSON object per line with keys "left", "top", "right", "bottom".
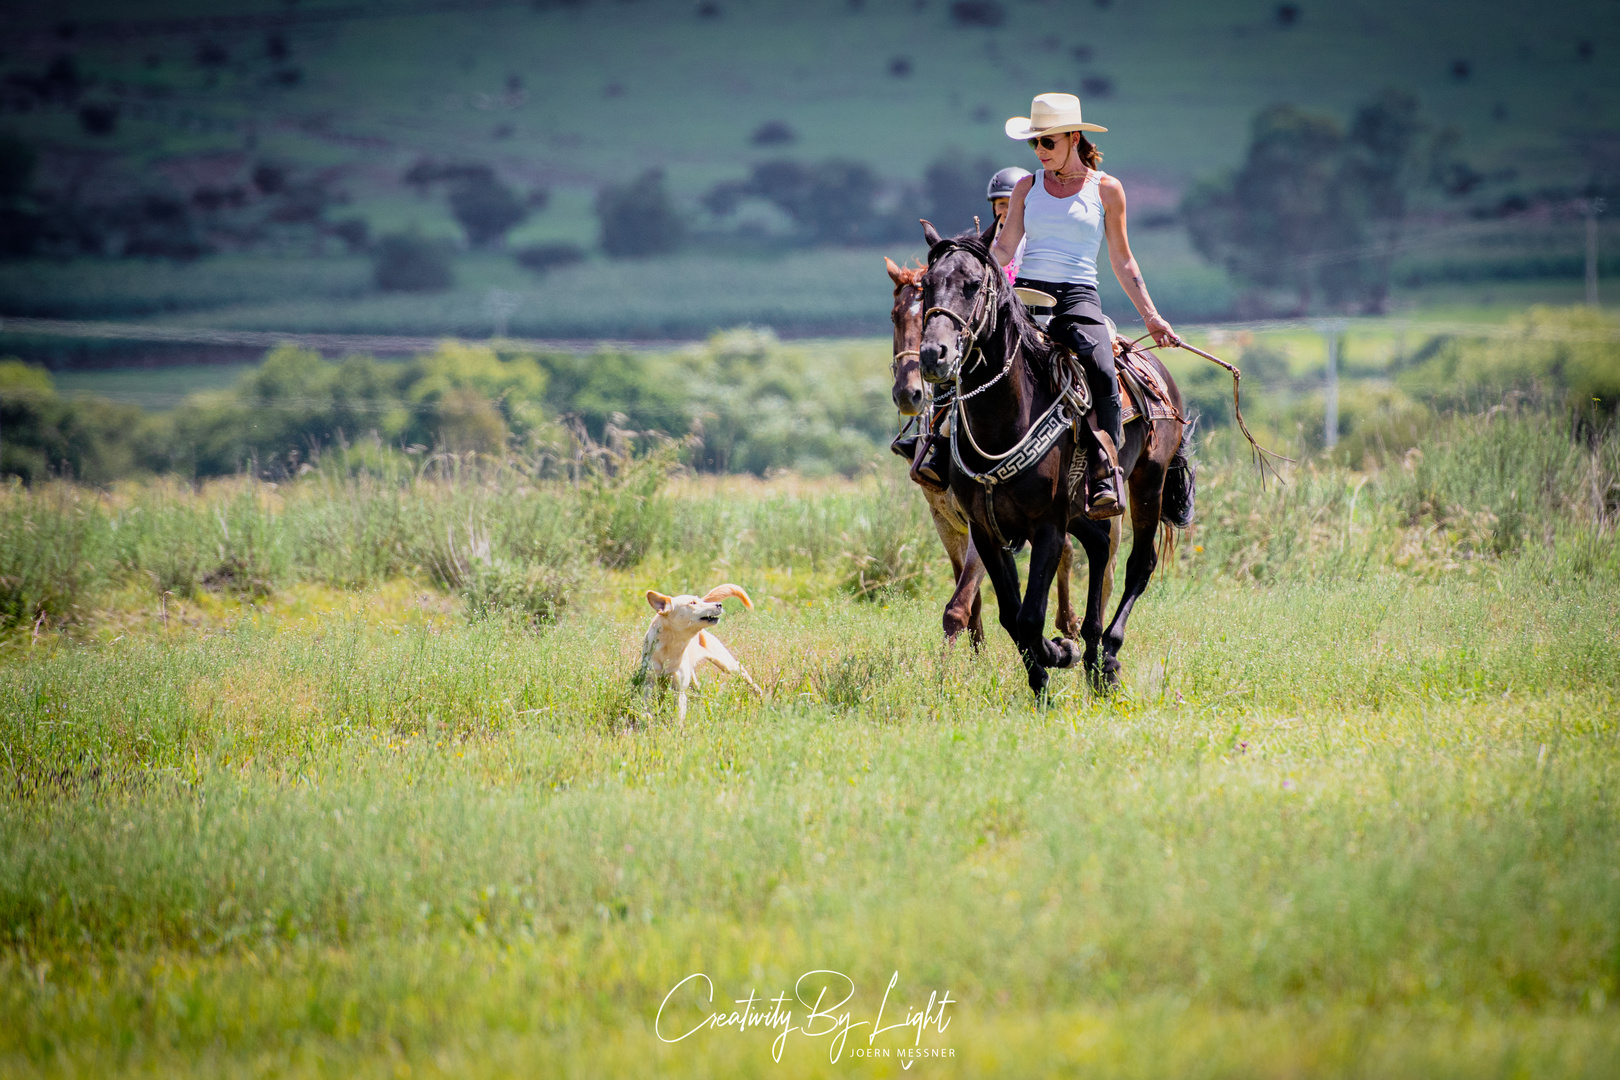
{"left": 252, "top": 163, "right": 287, "bottom": 195}
{"left": 1182, "top": 104, "right": 1349, "bottom": 313}
{"left": 373, "top": 232, "right": 454, "bottom": 291}
{"left": 923, "top": 151, "right": 998, "bottom": 234}
{"left": 77, "top": 103, "right": 118, "bottom": 136}
{"left": 750, "top": 120, "right": 796, "bottom": 146}
{"left": 1080, "top": 75, "right": 1114, "bottom": 100}
{"left": 596, "top": 169, "right": 685, "bottom": 257}
{"left": 1336, "top": 89, "right": 1429, "bottom": 312}
{"left": 704, "top": 158, "right": 897, "bottom": 246}
{"left": 950, "top": 1, "right": 1005, "bottom": 28}
{"left": 448, "top": 171, "right": 529, "bottom": 248}
{"left": 1184, "top": 92, "right": 1478, "bottom": 314}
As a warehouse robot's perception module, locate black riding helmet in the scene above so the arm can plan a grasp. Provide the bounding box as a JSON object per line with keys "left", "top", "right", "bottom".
{"left": 986, "top": 166, "right": 1031, "bottom": 201}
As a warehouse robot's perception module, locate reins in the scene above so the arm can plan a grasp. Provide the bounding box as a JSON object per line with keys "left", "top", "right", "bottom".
{"left": 1125, "top": 332, "right": 1292, "bottom": 483}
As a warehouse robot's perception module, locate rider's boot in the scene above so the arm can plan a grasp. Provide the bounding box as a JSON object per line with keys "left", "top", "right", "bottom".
{"left": 913, "top": 385, "right": 954, "bottom": 491}
{"left": 890, "top": 431, "right": 920, "bottom": 460}
{"left": 1086, "top": 389, "right": 1126, "bottom": 519}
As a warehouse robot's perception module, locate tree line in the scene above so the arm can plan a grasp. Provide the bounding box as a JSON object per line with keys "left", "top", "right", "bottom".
{"left": 0, "top": 331, "right": 892, "bottom": 484}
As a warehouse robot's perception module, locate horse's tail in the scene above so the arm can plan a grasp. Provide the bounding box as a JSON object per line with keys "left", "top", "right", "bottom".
{"left": 1160, "top": 416, "right": 1197, "bottom": 531}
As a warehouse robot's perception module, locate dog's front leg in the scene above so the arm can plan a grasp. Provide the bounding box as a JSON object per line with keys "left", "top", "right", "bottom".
{"left": 674, "top": 670, "right": 693, "bottom": 721}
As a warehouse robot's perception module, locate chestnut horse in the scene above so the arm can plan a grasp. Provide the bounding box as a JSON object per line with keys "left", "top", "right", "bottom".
{"left": 915, "top": 222, "right": 1194, "bottom": 693}
{"left": 886, "top": 257, "right": 1085, "bottom": 647}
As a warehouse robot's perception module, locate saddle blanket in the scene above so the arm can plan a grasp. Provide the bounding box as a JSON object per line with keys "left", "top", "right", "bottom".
{"left": 1116, "top": 344, "right": 1180, "bottom": 425}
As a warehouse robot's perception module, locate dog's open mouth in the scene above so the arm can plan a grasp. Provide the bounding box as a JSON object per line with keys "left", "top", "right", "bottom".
{"left": 701, "top": 613, "right": 722, "bottom": 625}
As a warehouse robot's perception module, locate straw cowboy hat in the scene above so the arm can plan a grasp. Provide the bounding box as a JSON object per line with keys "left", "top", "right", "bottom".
{"left": 1004, "top": 92, "right": 1107, "bottom": 140}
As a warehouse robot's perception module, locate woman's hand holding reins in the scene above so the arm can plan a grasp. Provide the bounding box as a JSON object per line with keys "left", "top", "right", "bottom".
{"left": 1144, "top": 312, "right": 1179, "bottom": 348}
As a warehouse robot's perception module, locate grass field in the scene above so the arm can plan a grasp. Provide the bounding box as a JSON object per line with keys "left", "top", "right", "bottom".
{"left": 2, "top": 410, "right": 1617, "bottom": 1076}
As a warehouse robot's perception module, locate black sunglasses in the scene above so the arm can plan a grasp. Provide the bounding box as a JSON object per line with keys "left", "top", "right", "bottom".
{"left": 1027, "top": 135, "right": 1068, "bottom": 150}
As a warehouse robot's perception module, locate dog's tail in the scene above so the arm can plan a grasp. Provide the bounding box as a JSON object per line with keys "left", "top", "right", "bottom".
{"left": 702, "top": 583, "right": 754, "bottom": 609}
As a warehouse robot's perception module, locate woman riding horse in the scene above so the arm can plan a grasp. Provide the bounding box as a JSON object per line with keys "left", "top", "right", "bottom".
{"left": 920, "top": 93, "right": 1181, "bottom": 518}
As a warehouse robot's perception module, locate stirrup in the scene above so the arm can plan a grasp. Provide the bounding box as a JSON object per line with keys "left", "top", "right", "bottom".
{"left": 911, "top": 435, "right": 950, "bottom": 492}
{"left": 1086, "top": 465, "right": 1125, "bottom": 519}
{"left": 1084, "top": 423, "right": 1125, "bottom": 520}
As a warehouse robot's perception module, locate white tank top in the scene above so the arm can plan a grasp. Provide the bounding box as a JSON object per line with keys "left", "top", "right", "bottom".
{"left": 1017, "top": 170, "right": 1105, "bottom": 286}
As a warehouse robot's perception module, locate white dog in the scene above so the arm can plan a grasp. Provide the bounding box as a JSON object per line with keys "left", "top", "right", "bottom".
{"left": 639, "top": 583, "right": 762, "bottom": 719}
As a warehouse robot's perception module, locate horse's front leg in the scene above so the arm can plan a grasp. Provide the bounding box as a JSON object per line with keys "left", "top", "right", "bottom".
{"left": 970, "top": 523, "right": 1049, "bottom": 696}
{"left": 1018, "top": 523, "right": 1081, "bottom": 679}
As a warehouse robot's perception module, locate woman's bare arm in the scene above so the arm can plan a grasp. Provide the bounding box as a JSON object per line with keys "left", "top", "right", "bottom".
{"left": 992, "top": 175, "right": 1033, "bottom": 267}
{"left": 1100, "top": 175, "right": 1178, "bottom": 346}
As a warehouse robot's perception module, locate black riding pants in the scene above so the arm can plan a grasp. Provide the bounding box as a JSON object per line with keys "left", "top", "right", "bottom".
{"left": 1015, "top": 278, "right": 1121, "bottom": 443}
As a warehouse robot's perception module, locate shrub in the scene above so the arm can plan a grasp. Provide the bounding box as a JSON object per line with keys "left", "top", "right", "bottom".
{"left": 372, "top": 232, "right": 453, "bottom": 292}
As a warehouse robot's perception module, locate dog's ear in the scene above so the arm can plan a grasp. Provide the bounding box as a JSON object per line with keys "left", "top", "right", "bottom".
{"left": 646, "top": 590, "right": 672, "bottom": 614}
{"left": 701, "top": 583, "right": 754, "bottom": 610}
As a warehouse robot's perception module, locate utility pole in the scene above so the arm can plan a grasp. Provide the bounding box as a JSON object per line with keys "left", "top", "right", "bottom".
{"left": 1586, "top": 197, "right": 1605, "bottom": 308}
{"left": 485, "top": 288, "right": 520, "bottom": 339}
{"left": 1319, "top": 320, "right": 1344, "bottom": 450}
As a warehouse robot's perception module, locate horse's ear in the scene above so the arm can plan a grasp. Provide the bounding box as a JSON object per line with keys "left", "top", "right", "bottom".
{"left": 978, "top": 215, "right": 997, "bottom": 247}
{"left": 884, "top": 256, "right": 904, "bottom": 286}
{"left": 920, "top": 219, "right": 942, "bottom": 248}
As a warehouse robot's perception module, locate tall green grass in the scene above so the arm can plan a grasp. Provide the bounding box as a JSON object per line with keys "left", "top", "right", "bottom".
{"left": 3, "top": 407, "right": 1612, "bottom": 635}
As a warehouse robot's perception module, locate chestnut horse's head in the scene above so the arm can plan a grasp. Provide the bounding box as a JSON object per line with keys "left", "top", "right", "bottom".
{"left": 885, "top": 256, "right": 927, "bottom": 415}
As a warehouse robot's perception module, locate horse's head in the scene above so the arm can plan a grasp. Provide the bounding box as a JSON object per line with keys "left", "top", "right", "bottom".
{"left": 885, "top": 256, "right": 927, "bottom": 415}
{"left": 917, "top": 218, "right": 1001, "bottom": 386}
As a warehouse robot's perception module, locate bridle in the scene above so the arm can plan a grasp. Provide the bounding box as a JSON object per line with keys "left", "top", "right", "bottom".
{"left": 921, "top": 238, "right": 1001, "bottom": 383}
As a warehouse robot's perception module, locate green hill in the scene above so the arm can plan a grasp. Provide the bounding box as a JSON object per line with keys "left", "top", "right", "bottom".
{"left": 2, "top": 0, "right": 1617, "bottom": 344}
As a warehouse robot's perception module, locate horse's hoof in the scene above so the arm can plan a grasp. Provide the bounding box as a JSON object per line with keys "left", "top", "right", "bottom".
{"left": 1099, "top": 657, "right": 1122, "bottom": 689}
{"left": 1049, "top": 636, "right": 1082, "bottom": 668}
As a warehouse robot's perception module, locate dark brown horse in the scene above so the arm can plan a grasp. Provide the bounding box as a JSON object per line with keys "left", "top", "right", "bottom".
{"left": 886, "top": 257, "right": 1086, "bottom": 647}
{"left": 915, "top": 221, "right": 1193, "bottom": 693}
